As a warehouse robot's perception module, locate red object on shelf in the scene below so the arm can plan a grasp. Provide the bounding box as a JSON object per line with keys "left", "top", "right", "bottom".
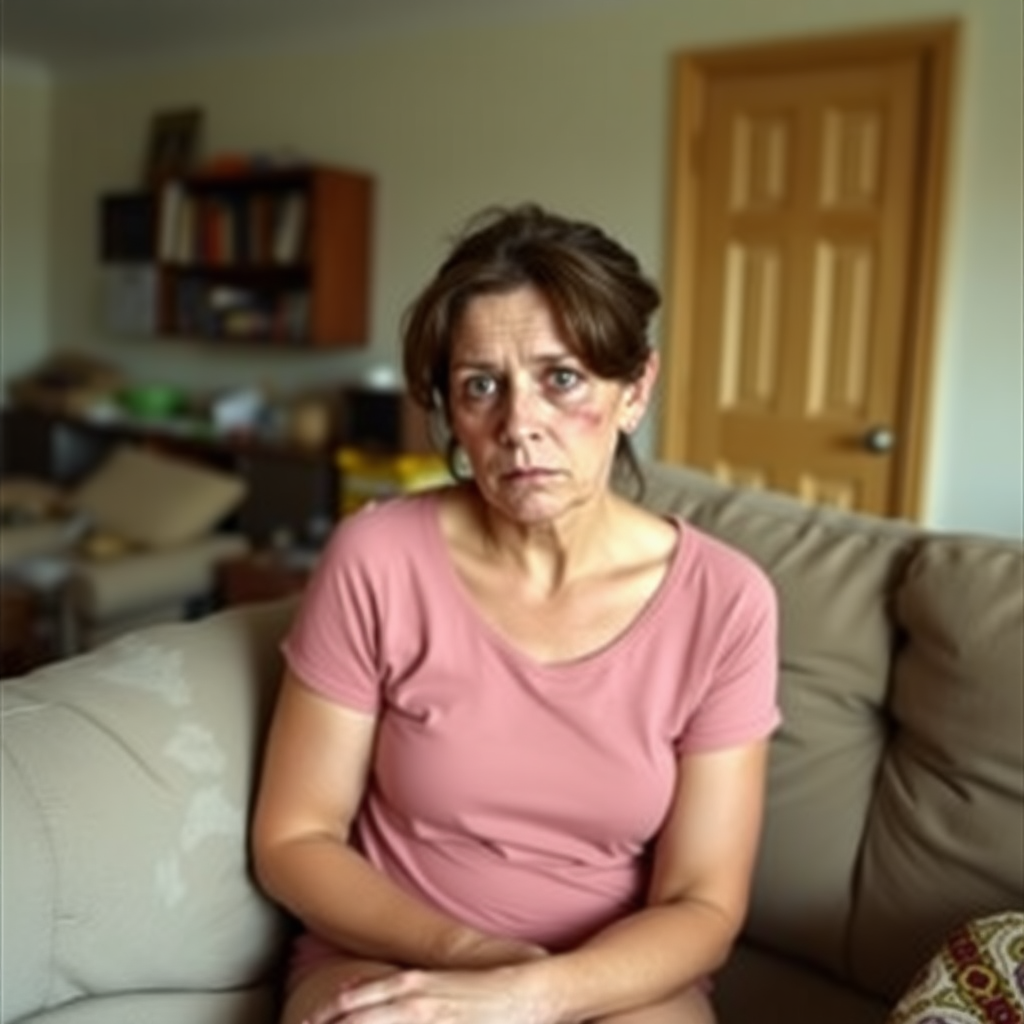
{"left": 195, "top": 155, "right": 253, "bottom": 178}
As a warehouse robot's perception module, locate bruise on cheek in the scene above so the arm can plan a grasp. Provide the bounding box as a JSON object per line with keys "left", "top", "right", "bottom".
{"left": 563, "top": 400, "right": 613, "bottom": 432}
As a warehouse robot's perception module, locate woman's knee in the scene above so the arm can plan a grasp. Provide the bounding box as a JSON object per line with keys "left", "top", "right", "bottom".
{"left": 596, "top": 985, "right": 716, "bottom": 1024}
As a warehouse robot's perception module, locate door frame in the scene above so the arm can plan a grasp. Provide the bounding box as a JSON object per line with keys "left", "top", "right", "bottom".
{"left": 658, "top": 21, "right": 959, "bottom": 519}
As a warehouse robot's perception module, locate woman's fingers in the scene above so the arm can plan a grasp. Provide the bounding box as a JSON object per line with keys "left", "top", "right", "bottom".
{"left": 302, "top": 972, "right": 391, "bottom": 1024}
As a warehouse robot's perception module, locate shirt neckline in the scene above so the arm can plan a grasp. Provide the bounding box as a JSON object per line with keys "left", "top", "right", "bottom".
{"left": 420, "top": 490, "right": 688, "bottom": 678}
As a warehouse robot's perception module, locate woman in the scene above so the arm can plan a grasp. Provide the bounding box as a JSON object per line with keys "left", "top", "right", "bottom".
{"left": 252, "top": 204, "right": 780, "bottom": 1024}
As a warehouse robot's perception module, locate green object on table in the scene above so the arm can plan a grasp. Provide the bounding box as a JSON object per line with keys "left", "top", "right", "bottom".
{"left": 118, "top": 384, "right": 187, "bottom": 420}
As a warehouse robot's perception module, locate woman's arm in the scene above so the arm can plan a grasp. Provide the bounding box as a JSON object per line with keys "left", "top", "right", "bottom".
{"left": 251, "top": 669, "right": 545, "bottom": 971}
{"left": 331, "top": 740, "right": 770, "bottom": 1023}
{"left": 519, "top": 739, "right": 770, "bottom": 1018}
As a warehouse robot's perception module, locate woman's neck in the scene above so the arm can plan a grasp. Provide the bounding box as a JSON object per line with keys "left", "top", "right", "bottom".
{"left": 466, "top": 486, "right": 627, "bottom": 596}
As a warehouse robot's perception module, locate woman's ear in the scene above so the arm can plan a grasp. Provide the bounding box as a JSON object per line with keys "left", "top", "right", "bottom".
{"left": 638, "top": 350, "right": 660, "bottom": 403}
{"left": 621, "top": 351, "right": 660, "bottom": 431}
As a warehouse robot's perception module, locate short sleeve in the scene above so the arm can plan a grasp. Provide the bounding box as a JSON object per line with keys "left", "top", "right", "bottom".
{"left": 678, "top": 559, "right": 781, "bottom": 754}
{"left": 281, "top": 513, "right": 385, "bottom": 714}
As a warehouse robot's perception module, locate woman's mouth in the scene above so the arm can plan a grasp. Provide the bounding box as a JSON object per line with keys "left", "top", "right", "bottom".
{"left": 500, "top": 467, "right": 556, "bottom": 482}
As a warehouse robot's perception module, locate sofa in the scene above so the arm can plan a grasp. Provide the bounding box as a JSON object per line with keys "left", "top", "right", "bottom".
{"left": 2, "top": 460, "right": 1022, "bottom": 1024}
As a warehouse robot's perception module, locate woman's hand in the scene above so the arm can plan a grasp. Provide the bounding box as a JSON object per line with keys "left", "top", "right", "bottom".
{"left": 304, "top": 964, "right": 555, "bottom": 1024}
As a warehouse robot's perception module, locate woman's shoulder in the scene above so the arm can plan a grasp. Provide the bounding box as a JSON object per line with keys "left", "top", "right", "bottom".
{"left": 340, "top": 488, "right": 441, "bottom": 529}
{"left": 674, "top": 520, "right": 776, "bottom": 604}
{"left": 320, "top": 488, "right": 448, "bottom": 566}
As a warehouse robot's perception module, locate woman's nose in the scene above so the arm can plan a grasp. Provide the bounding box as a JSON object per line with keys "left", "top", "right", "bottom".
{"left": 499, "top": 381, "right": 543, "bottom": 443}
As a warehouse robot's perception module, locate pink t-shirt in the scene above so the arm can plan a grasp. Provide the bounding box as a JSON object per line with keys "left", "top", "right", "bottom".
{"left": 281, "top": 489, "right": 779, "bottom": 962}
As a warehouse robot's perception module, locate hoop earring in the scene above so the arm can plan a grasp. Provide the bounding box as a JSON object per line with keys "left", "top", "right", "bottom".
{"left": 445, "top": 438, "right": 474, "bottom": 481}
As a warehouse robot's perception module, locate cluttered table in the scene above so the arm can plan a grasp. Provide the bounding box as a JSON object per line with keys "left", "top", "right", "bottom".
{"left": 1, "top": 351, "right": 443, "bottom": 546}
{"left": 2, "top": 402, "right": 340, "bottom": 546}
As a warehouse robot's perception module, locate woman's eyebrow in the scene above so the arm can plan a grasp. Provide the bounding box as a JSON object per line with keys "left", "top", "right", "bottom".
{"left": 451, "top": 357, "right": 500, "bottom": 371}
{"left": 451, "top": 350, "right": 582, "bottom": 370}
{"left": 531, "top": 351, "right": 579, "bottom": 363}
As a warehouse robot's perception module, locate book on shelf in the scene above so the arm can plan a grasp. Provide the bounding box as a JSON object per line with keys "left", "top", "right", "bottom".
{"left": 273, "top": 193, "right": 308, "bottom": 264}
{"left": 199, "top": 198, "right": 231, "bottom": 265}
{"left": 250, "top": 194, "right": 275, "bottom": 264}
{"left": 158, "top": 183, "right": 183, "bottom": 261}
{"left": 175, "top": 197, "right": 197, "bottom": 264}
{"left": 160, "top": 187, "right": 309, "bottom": 267}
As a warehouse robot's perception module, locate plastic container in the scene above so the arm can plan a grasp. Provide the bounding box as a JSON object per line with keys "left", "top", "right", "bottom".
{"left": 336, "top": 448, "right": 451, "bottom": 516}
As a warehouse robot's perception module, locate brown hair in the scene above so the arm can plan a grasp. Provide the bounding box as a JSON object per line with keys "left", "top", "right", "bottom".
{"left": 402, "top": 203, "right": 661, "bottom": 488}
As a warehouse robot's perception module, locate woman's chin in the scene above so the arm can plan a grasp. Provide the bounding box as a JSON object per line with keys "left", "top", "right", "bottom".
{"left": 487, "top": 488, "right": 581, "bottom": 527}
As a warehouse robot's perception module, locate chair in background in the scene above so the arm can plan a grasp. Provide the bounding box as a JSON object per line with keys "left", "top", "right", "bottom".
{"left": 0, "top": 444, "right": 250, "bottom": 659}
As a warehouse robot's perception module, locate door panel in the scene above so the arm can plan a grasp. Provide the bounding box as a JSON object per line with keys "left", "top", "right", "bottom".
{"left": 660, "top": 26, "right": 958, "bottom": 520}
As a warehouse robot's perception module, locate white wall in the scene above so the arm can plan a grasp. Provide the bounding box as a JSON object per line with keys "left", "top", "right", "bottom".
{"left": 1, "top": 58, "right": 53, "bottom": 394}
{"left": 923, "top": 0, "right": 1024, "bottom": 536}
{"left": 22, "top": 0, "right": 1024, "bottom": 535}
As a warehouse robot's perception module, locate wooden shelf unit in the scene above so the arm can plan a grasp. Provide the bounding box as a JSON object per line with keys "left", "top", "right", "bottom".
{"left": 100, "top": 164, "right": 374, "bottom": 349}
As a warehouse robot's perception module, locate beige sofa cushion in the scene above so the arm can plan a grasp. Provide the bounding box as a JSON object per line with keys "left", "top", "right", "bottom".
{"left": 642, "top": 462, "right": 917, "bottom": 980}
{"left": 0, "top": 602, "right": 296, "bottom": 1023}
{"left": 71, "top": 445, "right": 246, "bottom": 548}
{"left": 716, "top": 941, "right": 889, "bottom": 1024}
{"left": 852, "top": 537, "right": 1024, "bottom": 999}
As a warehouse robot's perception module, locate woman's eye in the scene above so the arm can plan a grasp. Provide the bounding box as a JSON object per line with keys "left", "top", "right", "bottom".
{"left": 463, "top": 375, "right": 497, "bottom": 399}
{"left": 548, "top": 367, "right": 582, "bottom": 391}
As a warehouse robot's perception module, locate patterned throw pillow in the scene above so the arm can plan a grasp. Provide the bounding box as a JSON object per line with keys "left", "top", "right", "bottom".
{"left": 888, "top": 912, "right": 1024, "bottom": 1024}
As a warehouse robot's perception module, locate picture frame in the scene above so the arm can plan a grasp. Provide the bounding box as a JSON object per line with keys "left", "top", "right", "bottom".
{"left": 143, "top": 107, "right": 202, "bottom": 186}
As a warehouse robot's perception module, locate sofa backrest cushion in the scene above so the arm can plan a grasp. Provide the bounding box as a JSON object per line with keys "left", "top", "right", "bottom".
{"left": 641, "top": 462, "right": 915, "bottom": 978}
{"left": 0, "top": 600, "right": 296, "bottom": 1023}
{"left": 851, "top": 536, "right": 1024, "bottom": 998}
{"left": 641, "top": 461, "right": 1024, "bottom": 999}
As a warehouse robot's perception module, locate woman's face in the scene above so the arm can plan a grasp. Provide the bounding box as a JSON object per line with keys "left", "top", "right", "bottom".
{"left": 447, "top": 285, "right": 654, "bottom": 525}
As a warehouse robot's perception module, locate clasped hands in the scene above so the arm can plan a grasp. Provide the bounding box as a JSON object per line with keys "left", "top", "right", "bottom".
{"left": 304, "top": 937, "right": 556, "bottom": 1024}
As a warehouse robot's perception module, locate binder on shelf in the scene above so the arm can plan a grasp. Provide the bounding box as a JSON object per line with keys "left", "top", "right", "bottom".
{"left": 103, "top": 264, "right": 158, "bottom": 335}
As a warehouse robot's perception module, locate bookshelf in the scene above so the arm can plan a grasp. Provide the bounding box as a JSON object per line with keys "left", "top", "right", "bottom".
{"left": 100, "top": 164, "right": 374, "bottom": 349}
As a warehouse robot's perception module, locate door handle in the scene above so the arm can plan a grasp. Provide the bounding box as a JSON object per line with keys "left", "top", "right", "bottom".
{"left": 863, "top": 425, "right": 895, "bottom": 454}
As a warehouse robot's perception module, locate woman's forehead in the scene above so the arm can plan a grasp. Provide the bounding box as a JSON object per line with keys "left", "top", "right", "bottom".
{"left": 451, "top": 287, "right": 581, "bottom": 361}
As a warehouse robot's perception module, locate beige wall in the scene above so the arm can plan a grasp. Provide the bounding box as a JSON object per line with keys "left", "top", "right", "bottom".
{"left": 10, "top": 0, "right": 1024, "bottom": 535}
{"left": 1, "top": 58, "right": 52, "bottom": 388}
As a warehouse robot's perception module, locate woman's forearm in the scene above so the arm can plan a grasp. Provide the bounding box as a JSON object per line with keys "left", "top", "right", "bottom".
{"left": 255, "top": 833, "right": 540, "bottom": 970}
{"left": 513, "top": 898, "right": 739, "bottom": 1022}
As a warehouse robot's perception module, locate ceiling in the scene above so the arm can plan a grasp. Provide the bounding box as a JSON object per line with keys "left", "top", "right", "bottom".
{"left": 3, "top": 0, "right": 625, "bottom": 73}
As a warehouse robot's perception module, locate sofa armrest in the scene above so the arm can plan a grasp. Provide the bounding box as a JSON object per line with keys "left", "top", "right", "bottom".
{"left": 1, "top": 601, "right": 297, "bottom": 1021}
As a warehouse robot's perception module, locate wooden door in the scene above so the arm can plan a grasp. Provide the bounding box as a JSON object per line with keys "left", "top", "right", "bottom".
{"left": 660, "top": 25, "right": 957, "bottom": 518}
